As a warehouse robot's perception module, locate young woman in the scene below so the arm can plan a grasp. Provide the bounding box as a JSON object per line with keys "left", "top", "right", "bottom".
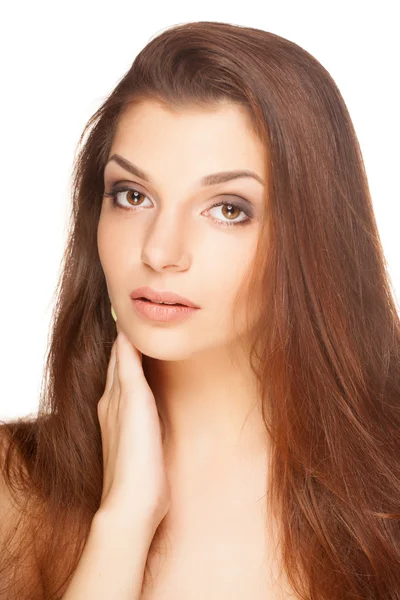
{"left": 1, "top": 20, "right": 399, "bottom": 600}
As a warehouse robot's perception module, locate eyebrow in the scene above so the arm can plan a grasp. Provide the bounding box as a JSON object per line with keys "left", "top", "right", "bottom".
{"left": 105, "top": 153, "right": 265, "bottom": 187}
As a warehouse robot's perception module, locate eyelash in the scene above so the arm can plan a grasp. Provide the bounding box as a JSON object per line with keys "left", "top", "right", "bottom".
{"left": 103, "top": 184, "right": 253, "bottom": 228}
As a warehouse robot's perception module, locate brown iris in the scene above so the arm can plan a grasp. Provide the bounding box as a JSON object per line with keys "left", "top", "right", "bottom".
{"left": 221, "top": 204, "right": 240, "bottom": 220}
{"left": 126, "top": 190, "right": 145, "bottom": 206}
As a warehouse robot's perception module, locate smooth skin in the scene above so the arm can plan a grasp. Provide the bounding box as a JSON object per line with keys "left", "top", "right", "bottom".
{"left": 97, "top": 98, "right": 270, "bottom": 484}
{"left": 63, "top": 100, "right": 291, "bottom": 598}
{"left": 62, "top": 326, "right": 170, "bottom": 599}
{"left": 93, "top": 100, "right": 292, "bottom": 598}
{"left": 97, "top": 325, "right": 170, "bottom": 534}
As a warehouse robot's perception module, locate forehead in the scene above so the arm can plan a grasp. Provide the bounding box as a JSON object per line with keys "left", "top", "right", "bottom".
{"left": 107, "top": 99, "right": 266, "bottom": 180}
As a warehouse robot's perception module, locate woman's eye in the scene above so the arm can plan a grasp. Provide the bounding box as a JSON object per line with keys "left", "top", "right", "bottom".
{"left": 104, "top": 187, "right": 151, "bottom": 209}
{"left": 104, "top": 186, "right": 253, "bottom": 228}
{"left": 206, "top": 202, "right": 251, "bottom": 227}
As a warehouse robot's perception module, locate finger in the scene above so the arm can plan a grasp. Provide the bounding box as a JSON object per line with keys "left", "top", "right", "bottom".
{"left": 104, "top": 339, "right": 117, "bottom": 394}
{"left": 116, "top": 331, "right": 145, "bottom": 390}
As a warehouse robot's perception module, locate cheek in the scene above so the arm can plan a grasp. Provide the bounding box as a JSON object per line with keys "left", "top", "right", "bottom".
{"left": 206, "top": 237, "right": 256, "bottom": 287}
{"left": 97, "top": 208, "right": 145, "bottom": 270}
{"left": 203, "top": 243, "right": 256, "bottom": 319}
{"left": 97, "top": 217, "right": 127, "bottom": 280}
{"left": 97, "top": 222, "right": 113, "bottom": 273}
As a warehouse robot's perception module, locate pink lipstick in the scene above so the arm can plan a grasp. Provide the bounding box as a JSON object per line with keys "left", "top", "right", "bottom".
{"left": 130, "top": 286, "right": 200, "bottom": 323}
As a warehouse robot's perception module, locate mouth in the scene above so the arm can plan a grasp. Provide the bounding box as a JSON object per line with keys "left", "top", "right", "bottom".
{"left": 139, "top": 298, "right": 186, "bottom": 306}
{"left": 131, "top": 296, "right": 200, "bottom": 322}
{"left": 130, "top": 286, "right": 200, "bottom": 308}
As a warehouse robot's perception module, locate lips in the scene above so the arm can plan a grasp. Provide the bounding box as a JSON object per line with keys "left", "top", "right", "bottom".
{"left": 130, "top": 286, "right": 200, "bottom": 308}
{"left": 140, "top": 298, "right": 184, "bottom": 306}
{"left": 131, "top": 297, "right": 199, "bottom": 322}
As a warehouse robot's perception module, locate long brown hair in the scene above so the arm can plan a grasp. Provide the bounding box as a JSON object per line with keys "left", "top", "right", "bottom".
{"left": 1, "top": 21, "right": 399, "bottom": 599}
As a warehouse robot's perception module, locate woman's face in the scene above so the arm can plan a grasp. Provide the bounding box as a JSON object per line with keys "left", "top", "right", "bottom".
{"left": 98, "top": 99, "right": 266, "bottom": 360}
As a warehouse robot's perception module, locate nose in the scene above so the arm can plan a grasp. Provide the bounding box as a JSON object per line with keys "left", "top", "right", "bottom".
{"left": 140, "top": 208, "right": 190, "bottom": 272}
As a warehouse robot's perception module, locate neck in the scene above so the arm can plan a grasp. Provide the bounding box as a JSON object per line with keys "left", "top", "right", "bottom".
{"left": 142, "top": 341, "right": 269, "bottom": 472}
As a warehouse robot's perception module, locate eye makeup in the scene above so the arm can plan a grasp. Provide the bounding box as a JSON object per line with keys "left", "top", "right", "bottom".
{"left": 103, "top": 182, "right": 256, "bottom": 228}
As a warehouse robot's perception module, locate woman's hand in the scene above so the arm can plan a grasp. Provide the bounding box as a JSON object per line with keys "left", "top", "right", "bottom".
{"left": 96, "top": 324, "right": 170, "bottom": 536}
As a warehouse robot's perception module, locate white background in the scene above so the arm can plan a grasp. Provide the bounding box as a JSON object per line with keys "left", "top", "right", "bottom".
{"left": 1, "top": 1, "right": 399, "bottom": 421}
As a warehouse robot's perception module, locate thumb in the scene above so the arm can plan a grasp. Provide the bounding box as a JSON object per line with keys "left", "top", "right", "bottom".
{"left": 113, "top": 309, "right": 143, "bottom": 365}
{"left": 117, "top": 332, "right": 146, "bottom": 390}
